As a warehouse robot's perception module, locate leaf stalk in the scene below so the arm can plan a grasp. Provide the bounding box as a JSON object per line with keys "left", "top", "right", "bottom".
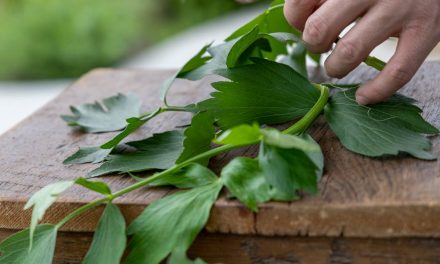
{"left": 56, "top": 85, "right": 330, "bottom": 229}
{"left": 283, "top": 84, "right": 329, "bottom": 135}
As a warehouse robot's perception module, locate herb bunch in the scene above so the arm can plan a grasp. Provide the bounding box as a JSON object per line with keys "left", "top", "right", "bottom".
{"left": 1, "top": 1, "right": 438, "bottom": 263}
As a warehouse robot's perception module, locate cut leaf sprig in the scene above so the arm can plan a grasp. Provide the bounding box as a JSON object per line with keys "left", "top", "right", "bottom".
{"left": 2, "top": 1, "right": 438, "bottom": 263}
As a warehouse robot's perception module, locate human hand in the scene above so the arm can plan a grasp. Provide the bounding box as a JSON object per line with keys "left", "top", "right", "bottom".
{"left": 284, "top": 0, "right": 440, "bottom": 105}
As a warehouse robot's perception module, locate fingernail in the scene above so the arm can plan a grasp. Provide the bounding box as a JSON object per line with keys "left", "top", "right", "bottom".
{"left": 356, "top": 95, "right": 369, "bottom": 105}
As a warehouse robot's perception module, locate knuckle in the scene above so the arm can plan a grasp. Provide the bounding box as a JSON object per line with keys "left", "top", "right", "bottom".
{"left": 304, "top": 14, "right": 326, "bottom": 44}
{"left": 336, "top": 39, "right": 363, "bottom": 63}
{"left": 387, "top": 64, "right": 412, "bottom": 84}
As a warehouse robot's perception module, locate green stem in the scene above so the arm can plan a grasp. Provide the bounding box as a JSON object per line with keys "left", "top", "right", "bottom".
{"left": 364, "top": 56, "right": 386, "bottom": 71}
{"left": 139, "top": 105, "right": 197, "bottom": 119}
{"left": 111, "top": 144, "right": 236, "bottom": 198}
{"left": 56, "top": 85, "right": 330, "bottom": 229}
{"left": 56, "top": 144, "right": 237, "bottom": 229}
{"left": 163, "top": 105, "right": 195, "bottom": 112}
{"left": 139, "top": 108, "right": 163, "bottom": 119}
{"left": 55, "top": 197, "right": 107, "bottom": 229}
{"left": 283, "top": 84, "right": 329, "bottom": 135}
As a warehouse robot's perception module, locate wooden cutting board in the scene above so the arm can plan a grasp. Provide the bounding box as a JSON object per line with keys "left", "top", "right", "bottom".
{"left": 0, "top": 63, "right": 439, "bottom": 263}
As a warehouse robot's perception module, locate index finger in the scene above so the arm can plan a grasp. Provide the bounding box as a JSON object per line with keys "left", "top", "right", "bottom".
{"left": 284, "top": 0, "right": 321, "bottom": 31}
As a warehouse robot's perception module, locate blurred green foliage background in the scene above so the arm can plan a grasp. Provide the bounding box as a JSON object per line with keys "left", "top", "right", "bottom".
{"left": 0, "top": 0, "right": 244, "bottom": 80}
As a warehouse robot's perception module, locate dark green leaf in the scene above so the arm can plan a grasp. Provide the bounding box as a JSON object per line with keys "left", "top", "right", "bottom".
{"left": 324, "top": 89, "right": 439, "bottom": 159}
{"left": 176, "top": 112, "right": 215, "bottom": 165}
{"left": 198, "top": 59, "right": 320, "bottom": 129}
{"left": 24, "top": 181, "right": 74, "bottom": 243}
{"left": 75, "top": 178, "right": 112, "bottom": 195}
{"left": 83, "top": 203, "right": 126, "bottom": 264}
{"left": 61, "top": 93, "right": 141, "bottom": 133}
{"left": 222, "top": 157, "right": 279, "bottom": 211}
{"left": 321, "top": 83, "right": 361, "bottom": 90}
{"left": 257, "top": 129, "right": 322, "bottom": 196}
{"left": 0, "top": 225, "right": 57, "bottom": 264}
{"left": 88, "top": 131, "right": 184, "bottom": 177}
{"left": 63, "top": 147, "right": 111, "bottom": 165}
{"left": 227, "top": 27, "right": 301, "bottom": 68}
{"left": 150, "top": 163, "right": 218, "bottom": 188}
{"left": 259, "top": 138, "right": 319, "bottom": 197}
{"left": 101, "top": 108, "right": 161, "bottom": 149}
{"left": 126, "top": 181, "right": 222, "bottom": 264}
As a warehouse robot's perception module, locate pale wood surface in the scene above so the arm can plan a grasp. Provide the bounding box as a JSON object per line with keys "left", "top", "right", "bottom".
{"left": 0, "top": 63, "right": 438, "bottom": 238}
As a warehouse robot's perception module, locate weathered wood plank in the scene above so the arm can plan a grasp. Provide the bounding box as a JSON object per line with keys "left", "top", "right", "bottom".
{"left": 0, "top": 63, "right": 438, "bottom": 237}
{"left": 2, "top": 229, "right": 440, "bottom": 264}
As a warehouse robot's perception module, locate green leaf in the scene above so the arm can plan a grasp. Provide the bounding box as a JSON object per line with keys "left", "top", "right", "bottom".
{"left": 88, "top": 131, "right": 184, "bottom": 177}
{"left": 278, "top": 42, "right": 308, "bottom": 77}
{"left": 300, "top": 133, "right": 325, "bottom": 180}
{"left": 61, "top": 93, "right": 142, "bottom": 133}
{"left": 75, "top": 178, "right": 112, "bottom": 195}
{"left": 259, "top": 139, "right": 319, "bottom": 197}
{"left": 321, "top": 83, "right": 361, "bottom": 90}
{"left": 150, "top": 163, "right": 218, "bottom": 188}
{"left": 0, "top": 225, "right": 57, "bottom": 264}
{"left": 222, "top": 157, "right": 286, "bottom": 211}
{"left": 198, "top": 58, "right": 320, "bottom": 129}
{"left": 324, "top": 89, "right": 439, "bottom": 159}
{"left": 226, "top": 3, "right": 294, "bottom": 41}
{"left": 178, "top": 41, "right": 235, "bottom": 81}
{"left": 101, "top": 108, "right": 161, "bottom": 149}
{"left": 307, "top": 50, "right": 321, "bottom": 65}
{"left": 225, "top": 11, "right": 265, "bottom": 41}
{"left": 214, "top": 123, "right": 262, "bottom": 146}
{"left": 126, "top": 181, "right": 222, "bottom": 264}
{"left": 83, "top": 203, "right": 126, "bottom": 264}
{"left": 160, "top": 43, "right": 212, "bottom": 105}
{"left": 260, "top": 128, "right": 320, "bottom": 152}
{"left": 176, "top": 112, "right": 215, "bottom": 165}
{"left": 63, "top": 146, "right": 111, "bottom": 165}
{"left": 24, "top": 181, "right": 74, "bottom": 245}
{"left": 167, "top": 28, "right": 296, "bottom": 84}
{"left": 227, "top": 27, "right": 301, "bottom": 68}
{"left": 270, "top": 0, "right": 285, "bottom": 6}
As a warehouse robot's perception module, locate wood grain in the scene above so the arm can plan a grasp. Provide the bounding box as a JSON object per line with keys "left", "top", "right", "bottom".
{"left": 2, "top": 229, "right": 440, "bottom": 264}
{"left": 0, "top": 63, "right": 438, "bottom": 239}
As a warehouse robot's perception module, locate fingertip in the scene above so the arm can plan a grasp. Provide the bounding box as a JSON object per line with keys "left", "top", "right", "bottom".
{"left": 283, "top": 1, "right": 306, "bottom": 31}
{"left": 355, "top": 94, "right": 369, "bottom": 105}
{"left": 355, "top": 82, "right": 388, "bottom": 105}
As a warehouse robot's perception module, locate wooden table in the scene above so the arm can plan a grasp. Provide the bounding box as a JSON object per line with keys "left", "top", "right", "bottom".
{"left": 0, "top": 63, "right": 439, "bottom": 263}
